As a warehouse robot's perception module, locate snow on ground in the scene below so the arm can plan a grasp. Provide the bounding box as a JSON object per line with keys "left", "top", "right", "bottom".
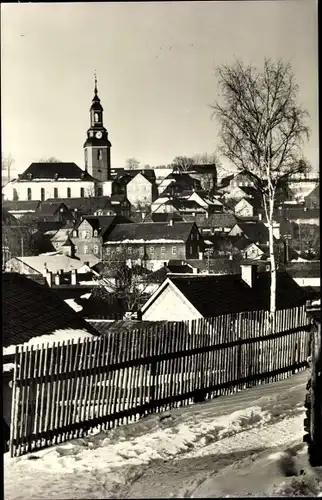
{"left": 4, "top": 371, "right": 320, "bottom": 499}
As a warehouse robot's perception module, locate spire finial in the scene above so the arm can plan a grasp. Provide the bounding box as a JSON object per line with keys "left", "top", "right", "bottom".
{"left": 94, "top": 71, "right": 98, "bottom": 95}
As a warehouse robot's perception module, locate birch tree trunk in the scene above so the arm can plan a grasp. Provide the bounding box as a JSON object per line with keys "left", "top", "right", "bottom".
{"left": 268, "top": 197, "right": 276, "bottom": 316}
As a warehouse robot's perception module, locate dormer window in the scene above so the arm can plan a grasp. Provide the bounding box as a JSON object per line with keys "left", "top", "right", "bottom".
{"left": 73, "top": 230, "right": 78, "bottom": 237}
{"left": 93, "top": 230, "right": 98, "bottom": 237}
{"left": 27, "top": 173, "right": 33, "bottom": 180}
{"left": 55, "top": 173, "right": 59, "bottom": 180}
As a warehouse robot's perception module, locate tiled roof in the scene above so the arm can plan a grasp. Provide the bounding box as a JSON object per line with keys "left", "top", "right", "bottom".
{"left": 144, "top": 212, "right": 184, "bottom": 223}
{"left": 45, "top": 196, "right": 118, "bottom": 213}
{"left": 3, "top": 200, "right": 41, "bottom": 212}
{"left": 170, "top": 199, "right": 206, "bottom": 211}
{"left": 7, "top": 254, "right": 100, "bottom": 274}
{"left": 3, "top": 273, "right": 96, "bottom": 347}
{"left": 18, "top": 163, "right": 94, "bottom": 181}
{"left": 36, "top": 201, "right": 70, "bottom": 216}
{"left": 285, "top": 261, "right": 320, "bottom": 278}
{"left": 197, "top": 213, "right": 237, "bottom": 228}
{"left": 105, "top": 221, "right": 195, "bottom": 244}
{"left": 232, "top": 221, "right": 271, "bottom": 244}
{"left": 167, "top": 271, "right": 308, "bottom": 317}
{"left": 279, "top": 206, "right": 320, "bottom": 220}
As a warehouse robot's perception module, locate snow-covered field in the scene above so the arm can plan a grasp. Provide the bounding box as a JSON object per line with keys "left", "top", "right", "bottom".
{"left": 4, "top": 371, "right": 322, "bottom": 499}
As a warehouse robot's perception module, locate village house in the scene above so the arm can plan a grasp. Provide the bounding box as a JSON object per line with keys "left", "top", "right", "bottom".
{"left": 183, "top": 190, "right": 224, "bottom": 213}
{"left": 71, "top": 214, "right": 132, "bottom": 257}
{"left": 103, "top": 221, "right": 204, "bottom": 271}
{"left": 228, "top": 220, "right": 281, "bottom": 243}
{"left": 158, "top": 173, "right": 202, "bottom": 198}
{"left": 278, "top": 204, "right": 320, "bottom": 226}
{"left": 196, "top": 212, "right": 237, "bottom": 235}
{"left": 45, "top": 194, "right": 131, "bottom": 220}
{"left": 5, "top": 250, "right": 100, "bottom": 276}
{"left": 304, "top": 184, "right": 319, "bottom": 208}
{"left": 34, "top": 200, "right": 75, "bottom": 224}
{"left": 2, "top": 272, "right": 99, "bottom": 447}
{"left": 140, "top": 262, "right": 309, "bottom": 321}
{"left": 3, "top": 200, "right": 41, "bottom": 219}
{"left": 113, "top": 169, "right": 158, "bottom": 208}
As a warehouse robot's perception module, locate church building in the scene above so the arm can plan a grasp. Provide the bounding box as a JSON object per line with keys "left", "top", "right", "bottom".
{"left": 2, "top": 76, "right": 115, "bottom": 202}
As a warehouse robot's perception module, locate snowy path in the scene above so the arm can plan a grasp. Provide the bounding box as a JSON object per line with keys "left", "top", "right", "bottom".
{"left": 5, "top": 370, "right": 322, "bottom": 499}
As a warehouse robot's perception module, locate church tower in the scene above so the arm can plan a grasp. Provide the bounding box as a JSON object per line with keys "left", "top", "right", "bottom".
{"left": 83, "top": 74, "right": 111, "bottom": 181}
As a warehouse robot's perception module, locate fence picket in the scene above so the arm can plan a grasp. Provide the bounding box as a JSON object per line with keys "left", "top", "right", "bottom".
{"left": 9, "top": 305, "right": 312, "bottom": 457}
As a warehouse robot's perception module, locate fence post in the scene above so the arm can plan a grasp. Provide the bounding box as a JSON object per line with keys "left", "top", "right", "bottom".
{"left": 237, "top": 336, "right": 242, "bottom": 382}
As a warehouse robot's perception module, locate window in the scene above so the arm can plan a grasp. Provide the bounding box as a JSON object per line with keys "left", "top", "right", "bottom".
{"left": 116, "top": 246, "right": 121, "bottom": 253}
{"left": 54, "top": 188, "right": 58, "bottom": 199}
{"left": 161, "top": 247, "right": 165, "bottom": 254}
{"left": 106, "top": 247, "right": 110, "bottom": 255}
{"left": 93, "top": 245, "right": 99, "bottom": 255}
{"left": 172, "top": 246, "right": 177, "bottom": 255}
{"left": 97, "top": 187, "right": 103, "bottom": 196}
{"left": 93, "top": 230, "right": 98, "bottom": 237}
{"left": 191, "top": 233, "right": 194, "bottom": 240}
{"left": 73, "top": 230, "right": 78, "bottom": 238}
{"left": 80, "top": 188, "right": 85, "bottom": 198}
{"left": 84, "top": 149, "right": 88, "bottom": 168}
{"left": 40, "top": 188, "right": 45, "bottom": 201}
{"left": 82, "top": 230, "right": 90, "bottom": 239}
{"left": 139, "top": 246, "right": 144, "bottom": 256}
{"left": 150, "top": 246, "right": 154, "bottom": 255}
{"left": 27, "top": 188, "right": 32, "bottom": 201}
{"left": 128, "top": 247, "right": 132, "bottom": 255}
{"left": 190, "top": 245, "right": 193, "bottom": 254}
{"left": 67, "top": 187, "right": 71, "bottom": 198}
{"left": 84, "top": 245, "right": 88, "bottom": 254}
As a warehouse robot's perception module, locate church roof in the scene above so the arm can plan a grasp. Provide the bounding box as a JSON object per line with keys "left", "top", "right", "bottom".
{"left": 18, "top": 163, "right": 95, "bottom": 181}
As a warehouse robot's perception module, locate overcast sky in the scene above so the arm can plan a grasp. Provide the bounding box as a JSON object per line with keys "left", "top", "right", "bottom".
{"left": 1, "top": 1, "right": 318, "bottom": 176}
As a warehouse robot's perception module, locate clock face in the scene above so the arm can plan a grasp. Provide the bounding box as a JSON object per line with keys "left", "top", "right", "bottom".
{"left": 96, "top": 131, "right": 103, "bottom": 139}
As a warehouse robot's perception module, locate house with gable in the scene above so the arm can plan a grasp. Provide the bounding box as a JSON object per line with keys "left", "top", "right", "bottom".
{"left": 103, "top": 221, "right": 204, "bottom": 271}
{"left": 184, "top": 190, "right": 224, "bottom": 213}
{"left": 304, "top": 184, "right": 319, "bottom": 209}
{"left": 140, "top": 262, "right": 309, "bottom": 321}
{"left": 71, "top": 214, "right": 132, "bottom": 257}
{"left": 116, "top": 170, "right": 158, "bottom": 208}
{"left": 35, "top": 200, "right": 75, "bottom": 224}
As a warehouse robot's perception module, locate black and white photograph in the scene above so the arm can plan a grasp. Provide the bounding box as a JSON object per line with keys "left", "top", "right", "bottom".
{"left": 2, "top": 1, "right": 320, "bottom": 497}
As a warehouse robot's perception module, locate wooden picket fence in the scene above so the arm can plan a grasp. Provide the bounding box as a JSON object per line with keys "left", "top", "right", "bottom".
{"left": 9, "top": 305, "right": 312, "bottom": 457}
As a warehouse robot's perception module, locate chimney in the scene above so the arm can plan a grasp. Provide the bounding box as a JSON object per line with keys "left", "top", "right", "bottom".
{"left": 273, "top": 222, "right": 280, "bottom": 240}
{"left": 241, "top": 263, "right": 257, "bottom": 287}
{"left": 284, "top": 239, "right": 290, "bottom": 264}
{"left": 45, "top": 270, "right": 53, "bottom": 287}
{"left": 258, "top": 213, "right": 262, "bottom": 221}
{"left": 71, "top": 269, "right": 77, "bottom": 285}
{"left": 169, "top": 219, "right": 174, "bottom": 227}
{"left": 54, "top": 272, "right": 60, "bottom": 286}
{"left": 198, "top": 251, "right": 203, "bottom": 260}
{"left": 192, "top": 267, "right": 199, "bottom": 274}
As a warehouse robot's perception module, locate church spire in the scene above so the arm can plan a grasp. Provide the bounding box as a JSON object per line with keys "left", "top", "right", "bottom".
{"left": 94, "top": 71, "right": 98, "bottom": 96}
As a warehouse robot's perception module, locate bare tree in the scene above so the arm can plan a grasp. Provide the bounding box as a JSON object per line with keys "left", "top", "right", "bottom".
{"left": 2, "top": 154, "right": 15, "bottom": 185}
{"left": 125, "top": 157, "right": 140, "bottom": 170}
{"left": 93, "top": 248, "right": 153, "bottom": 313}
{"left": 212, "top": 59, "right": 310, "bottom": 314}
{"left": 171, "top": 156, "right": 195, "bottom": 173}
{"left": 39, "top": 157, "right": 61, "bottom": 163}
